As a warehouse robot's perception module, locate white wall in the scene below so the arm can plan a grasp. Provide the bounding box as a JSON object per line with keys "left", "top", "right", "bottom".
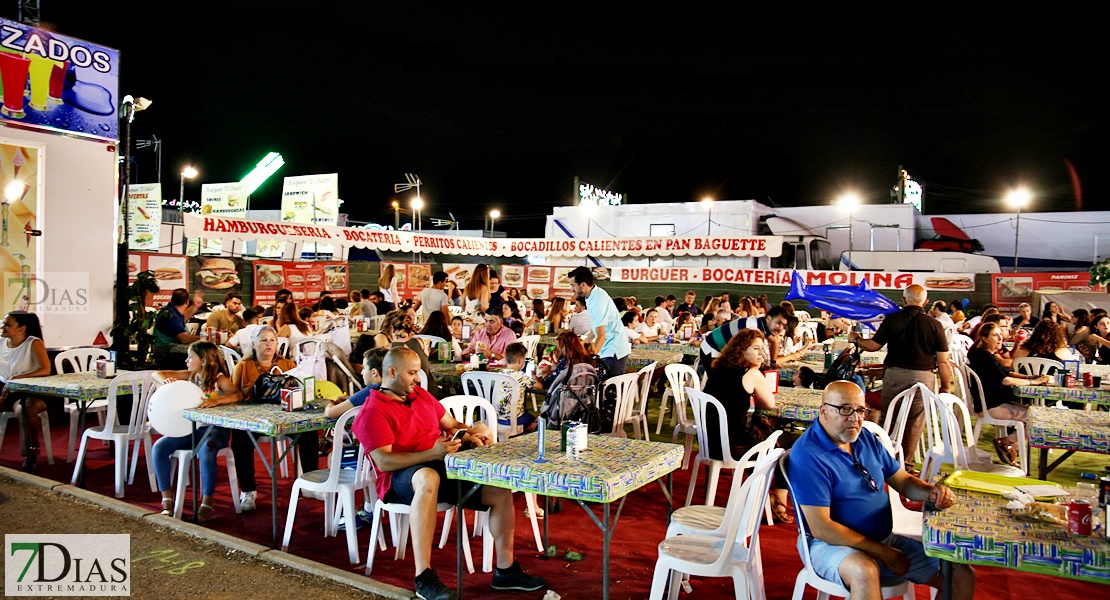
{"left": 1, "top": 124, "right": 117, "bottom": 348}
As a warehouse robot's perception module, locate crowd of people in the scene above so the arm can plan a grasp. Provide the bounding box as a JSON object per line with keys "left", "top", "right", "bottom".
{"left": 10, "top": 259, "right": 1110, "bottom": 600}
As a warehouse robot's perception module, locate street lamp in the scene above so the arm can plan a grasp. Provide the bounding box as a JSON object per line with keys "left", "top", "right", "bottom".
{"left": 411, "top": 197, "right": 423, "bottom": 231}
{"left": 115, "top": 95, "right": 152, "bottom": 357}
{"left": 393, "top": 173, "right": 422, "bottom": 230}
{"left": 179, "top": 166, "right": 197, "bottom": 211}
{"left": 488, "top": 209, "right": 500, "bottom": 237}
{"left": 391, "top": 200, "right": 400, "bottom": 230}
{"left": 1006, "top": 188, "right": 1032, "bottom": 273}
{"left": 701, "top": 197, "right": 714, "bottom": 266}
{"left": 837, "top": 193, "right": 861, "bottom": 267}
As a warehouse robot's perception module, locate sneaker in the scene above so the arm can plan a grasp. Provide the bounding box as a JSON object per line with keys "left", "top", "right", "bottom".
{"left": 415, "top": 568, "right": 458, "bottom": 600}
{"left": 337, "top": 510, "right": 371, "bottom": 532}
{"left": 491, "top": 561, "right": 545, "bottom": 592}
{"left": 239, "top": 491, "right": 257, "bottom": 512}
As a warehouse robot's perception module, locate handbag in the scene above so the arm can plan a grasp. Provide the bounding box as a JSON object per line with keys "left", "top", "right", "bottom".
{"left": 252, "top": 364, "right": 301, "bottom": 404}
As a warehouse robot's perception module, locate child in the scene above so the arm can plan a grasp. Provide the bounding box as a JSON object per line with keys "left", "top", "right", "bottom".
{"left": 494, "top": 342, "right": 537, "bottom": 439}
{"left": 622, "top": 311, "right": 643, "bottom": 345}
{"left": 792, "top": 365, "right": 817, "bottom": 389}
{"left": 325, "top": 347, "right": 388, "bottom": 418}
{"left": 227, "top": 309, "right": 260, "bottom": 357}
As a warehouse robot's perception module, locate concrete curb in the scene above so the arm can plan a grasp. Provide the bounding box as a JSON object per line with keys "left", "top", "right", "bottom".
{"left": 1, "top": 466, "right": 413, "bottom": 600}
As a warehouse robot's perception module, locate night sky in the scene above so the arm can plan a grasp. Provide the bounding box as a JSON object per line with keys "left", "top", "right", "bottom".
{"left": 9, "top": 5, "right": 1104, "bottom": 237}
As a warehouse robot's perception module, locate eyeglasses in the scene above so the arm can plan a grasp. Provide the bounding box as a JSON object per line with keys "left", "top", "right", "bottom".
{"left": 853, "top": 455, "right": 881, "bottom": 493}
{"left": 823, "top": 403, "right": 872, "bottom": 419}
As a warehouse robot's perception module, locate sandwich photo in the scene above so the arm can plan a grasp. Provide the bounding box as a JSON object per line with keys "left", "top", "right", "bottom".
{"left": 286, "top": 274, "right": 305, "bottom": 283}
{"left": 153, "top": 267, "right": 183, "bottom": 281}
{"left": 195, "top": 257, "right": 240, "bottom": 289}
{"left": 527, "top": 267, "right": 551, "bottom": 282}
{"left": 528, "top": 286, "right": 549, "bottom": 299}
{"left": 553, "top": 268, "right": 573, "bottom": 289}
{"left": 502, "top": 267, "right": 523, "bottom": 287}
{"left": 292, "top": 291, "right": 306, "bottom": 300}
{"left": 995, "top": 277, "right": 1032, "bottom": 299}
{"left": 134, "top": 233, "right": 153, "bottom": 245}
{"left": 327, "top": 273, "right": 346, "bottom": 289}
{"left": 924, "top": 276, "right": 973, "bottom": 291}
{"left": 306, "top": 273, "right": 323, "bottom": 282}
{"left": 409, "top": 265, "right": 431, "bottom": 288}
{"left": 257, "top": 265, "right": 283, "bottom": 287}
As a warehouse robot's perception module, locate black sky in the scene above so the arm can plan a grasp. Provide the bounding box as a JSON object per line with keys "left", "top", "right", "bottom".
{"left": 9, "top": 5, "right": 1104, "bottom": 237}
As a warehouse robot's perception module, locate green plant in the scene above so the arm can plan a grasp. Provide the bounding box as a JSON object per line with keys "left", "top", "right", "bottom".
{"left": 110, "top": 270, "right": 161, "bottom": 369}
{"left": 1091, "top": 259, "right": 1110, "bottom": 287}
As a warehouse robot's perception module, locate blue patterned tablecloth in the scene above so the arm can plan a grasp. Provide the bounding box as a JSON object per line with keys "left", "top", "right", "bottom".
{"left": 1027, "top": 405, "right": 1110, "bottom": 455}
{"left": 924, "top": 484, "right": 1110, "bottom": 585}
{"left": 4, "top": 371, "right": 134, "bottom": 402}
{"left": 182, "top": 403, "right": 334, "bottom": 436}
{"left": 444, "top": 433, "right": 684, "bottom": 504}
{"left": 757, "top": 386, "right": 824, "bottom": 422}
{"left": 1015, "top": 384, "right": 1110, "bottom": 406}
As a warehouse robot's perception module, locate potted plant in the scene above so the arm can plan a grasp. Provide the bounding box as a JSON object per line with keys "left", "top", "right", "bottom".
{"left": 1091, "top": 258, "right": 1110, "bottom": 287}
{"left": 111, "top": 270, "right": 161, "bottom": 370}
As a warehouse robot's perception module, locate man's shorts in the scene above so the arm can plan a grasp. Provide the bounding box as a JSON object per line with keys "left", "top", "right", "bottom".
{"left": 383, "top": 460, "right": 490, "bottom": 511}
{"left": 800, "top": 533, "right": 940, "bottom": 588}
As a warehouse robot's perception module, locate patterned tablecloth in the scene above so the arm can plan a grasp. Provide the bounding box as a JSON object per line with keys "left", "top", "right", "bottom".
{"left": 923, "top": 484, "right": 1110, "bottom": 585}
{"left": 182, "top": 404, "right": 335, "bottom": 437}
{"left": 1014, "top": 384, "right": 1110, "bottom": 406}
{"left": 628, "top": 349, "right": 685, "bottom": 371}
{"left": 776, "top": 360, "right": 825, "bottom": 382}
{"left": 445, "top": 432, "right": 684, "bottom": 504}
{"left": 539, "top": 333, "right": 699, "bottom": 357}
{"left": 763, "top": 386, "right": 824, "bottom": 422}
{"left": 4, "top": 371, "right": 134, "bottom": 402}
{"left": 1027, "top": 405, "right": 1110, "bottom": 455}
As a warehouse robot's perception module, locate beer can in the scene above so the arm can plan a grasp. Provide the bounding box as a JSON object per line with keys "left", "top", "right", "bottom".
{"left": 1084, "top": 372, "right": 1094, "bottom": 387}
{"left": 1068, "top": 500, "right": 1092, "bottom": 535}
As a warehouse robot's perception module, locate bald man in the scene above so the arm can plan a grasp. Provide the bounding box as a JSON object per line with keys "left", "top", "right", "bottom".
{"left": 352, "top": 347, "right": 544, "bottom": 599}
{"left": 787, "top": 381, "right": 975, "bottom": 600}
{"left": 849, "top": 284, "right": 950, "bottom": 466}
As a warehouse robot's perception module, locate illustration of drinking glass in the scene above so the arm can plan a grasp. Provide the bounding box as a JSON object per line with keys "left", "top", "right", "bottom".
{"left": 0, "top": 51, "right": 31, "bottom": 118}
{"left": 27, "top": 54, "right": 54, "bottom": 111}
{"left": 48, "top": 60, "right": 69, "bottom": 105}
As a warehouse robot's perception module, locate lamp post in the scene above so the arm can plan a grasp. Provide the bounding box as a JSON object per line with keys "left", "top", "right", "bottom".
{"left": 393, "top": 173, "right": 422, "bottom": 230}
{"left": 488, "top": 209, "right": 500, "bottom": 238}
{"left": 1006, "top": 188, "right": 1031, "bottom": 273}
{"left": 411, "top": 197, "right": 423, "bottom": 231}
{"left": 391, "top": 200, "right": 399, "bottom": 229}
{"left": 114, "top": 95, "right": 152, "bottom": 357}
{"left": 179, "top": 166, "right": 197, "bottom": 211}
{"left": 837, "top": 193, "right": 861, "bottom": 267}
{"left": 701, "top": 197, "right": 713, "bottom": 266}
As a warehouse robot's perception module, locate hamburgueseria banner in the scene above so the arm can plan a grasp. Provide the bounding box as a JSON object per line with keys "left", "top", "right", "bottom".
{"left": 183, "top": 213, "right": 783, "bottom": 258}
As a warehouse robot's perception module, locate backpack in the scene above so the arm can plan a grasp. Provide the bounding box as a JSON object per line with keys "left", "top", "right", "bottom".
{"left": 819, "top": 347, "right": 861, "bottom": 389}
{"left": 540, "top": 361, "right": 602, "bottom": 432}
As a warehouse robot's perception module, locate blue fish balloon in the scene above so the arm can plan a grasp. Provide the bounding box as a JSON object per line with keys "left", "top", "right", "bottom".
{"left": 784, "top": 272, "right": 900, "bottom": 322}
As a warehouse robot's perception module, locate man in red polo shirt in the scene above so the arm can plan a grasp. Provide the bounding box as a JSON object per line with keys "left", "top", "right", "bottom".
{"left": 353, "top": 347, "right": 544, "bottom": 600}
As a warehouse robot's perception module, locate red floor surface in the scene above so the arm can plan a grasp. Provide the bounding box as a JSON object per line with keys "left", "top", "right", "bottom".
{"left": 3, "top": 406, "right": 1107, "bottom": 599}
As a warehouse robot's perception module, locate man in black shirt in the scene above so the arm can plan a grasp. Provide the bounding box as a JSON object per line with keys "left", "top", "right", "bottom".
{"left": 850, "top": 284, "right": 951, "bottom": 465}
{"left": 488, "top": 270, "right": 507, "bottom": 314}
{"left": 675, "top": 290, "right": 702, "bottom": 317}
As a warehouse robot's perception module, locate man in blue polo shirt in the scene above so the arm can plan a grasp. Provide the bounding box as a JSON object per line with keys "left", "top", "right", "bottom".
{"left": 568, "top": 266, "right": 630, "bottom": 376}
{"left": 787, "top": 381, "right": 975, "bottom": 599}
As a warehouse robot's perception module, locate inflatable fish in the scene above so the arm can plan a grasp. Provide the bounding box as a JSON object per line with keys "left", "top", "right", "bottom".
{"left": 784, "top": 271, "right": 900, "bottom": 323}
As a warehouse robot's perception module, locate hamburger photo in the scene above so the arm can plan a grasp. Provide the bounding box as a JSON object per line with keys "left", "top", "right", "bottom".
{"left": 134, "top": 233, "right": 153, "bottom": 245}
{"left": 195, "top": 257, "right": 240, "bottom": 289}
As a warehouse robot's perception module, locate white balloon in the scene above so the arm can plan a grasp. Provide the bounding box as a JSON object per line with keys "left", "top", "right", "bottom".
{"left": 147, "top": 380, "right": 205, "bottom": 438}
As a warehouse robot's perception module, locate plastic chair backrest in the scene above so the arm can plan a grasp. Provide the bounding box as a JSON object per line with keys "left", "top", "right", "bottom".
{"left": 862, "top": 418, "right": 901, "bottom": 464}
{"left": 296, "top": 336, "right": 331, "bottom": 358}
{"left": 220, "top": 346, "right": 242, "bottom": 375}
{"left": 414, "top": 334, "right": 447, "bottom": 348}
{"left": 320, "top": 405, "right": 364, "bottom": 487}
{"left": 1013, "top": 357, "right": 1062, "bottom": 376}
{"left": 922, "top": 387, "right": 972, "bottom": 470}
{"left": 635, "top": 361, "right": 659, "bottom": 413}
{"left": 54, "top": 347, "right": 110, "bottom": 374}
{"left": 881, "top": 382, "right": 926, "bottom": 451}
{"left": 684, "top": 388, "right": 736, "bottom": 465}
{"left": 664, "top": 363, "right": 700, "bottom": 422}
{"left": 602, "top": 372, "right": 641, "bottom": 435}
{"left": 964, "top": 366, "right": 989, "bottom": 416}
{"left": 439, "top": 395, "right": 498, "bottom": 433}
{"left": 703, "top": 448, "right": 783, "bottom": 566}
{"left": 460, "top": 371, "right": 517, "bottom": 430}
{"left": 276, "top": 337, "right": 290, "bottom": 358}
{"left": 106, "top": 371, "right": 158, "bottom": 439}
{"left": 516, "top": 335, "right": 541, "bottom": 359}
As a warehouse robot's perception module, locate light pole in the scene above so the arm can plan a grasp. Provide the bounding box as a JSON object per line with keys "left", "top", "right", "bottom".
{"left": 411, "top": 197, "right": 423, "bottom": 231}
{"left": 179, "top": 166, "right": 197, "bottom": 211}
{"left": 393, "top": 173, "right": 422, "bottom": 230}
{"left": 114, "top": 95, "right": 152, "bottom": 358}
{"left": 701, "top": 197, "right": 713, "bottom": 266}
{"left": 391, "top": 200, "right": 399, "bottom": 230}
{"left": 1006, "top": 188, "right": 1031, "bottom": 273}
{"left": 837, "top": 193, "right": 861, "bottom": 267}
{"left": 488, "top": 209, "right": 500, "bottom": 238}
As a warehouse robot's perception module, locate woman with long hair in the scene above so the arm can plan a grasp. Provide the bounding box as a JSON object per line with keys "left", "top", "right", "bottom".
{"left": 546, "top": 297, "right": 567, "bottom": 331}
{"left": 501, "top": 300, "right": 523, "bottom": 325}
{"left": 276, "top": 301, "right": 313, "bottom": 348}
{"left": 464, "top": 263, "right": 491, "bottom": 313}
{"left": 701, "top": 328, "right": 792, "bottom": 522}
{"left": 378, "top": 263, "right": 398, "bottom": 311}
{"left": 151, "top": 341, "right": 241, "bottom": 521}
{"left": 446, "top": 279, "right": 463, "bottom": 307}
{"left": 533, "top": 330, "right": 611, "bottom": 429}
{"left": 1011, "top": 319, "right": 1072, "bottom": 363}
{"left": 0, "top": 311, "right": 51, "bottom": 471}
{"left": 385, "top": 309, "right": 440, "bottom": 398}
{"left": 313, "top": 295, "right": 337, "bottom": 319}
{"left": 522, "top": 298, "right": 545, "bottom": 333}
{"left": 224, "top": 325, "right": 318, "bottom": 511}
{"left": 736, "top": 297, "right": 755, "bottom": 319}
{"left": 700, "top": 294, "right": 715, "bottom": 315}
{"left": 420, "top": 310, "right": 459, "bottom": 361}
{"left": 966, "top": 322, "right": 1047, "bottom": 467}
{"left": 1084, "top": 314, "right": 1110, "bottom": 365}
{"left": 1071, "top": 308, "right": 1095, "bottom": 359}
{"left": 1041, "top": 300, "right": 1073, "bottom": 326}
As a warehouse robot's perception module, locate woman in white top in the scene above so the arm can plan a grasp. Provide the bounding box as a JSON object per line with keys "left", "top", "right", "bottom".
{"left": 378, "top": 264, "right": 399, "bottom": 310}
{"left": 276, "top": 301, "right": 313, "bottom": 353}
{"left": 634, "top": 308, "right": 663, "bottom": 342}
{"left": 463, "top": 263, "right": 491, "bottom": 313}
{"left": 0, "top": 311, "right": 52, "bottom": 471}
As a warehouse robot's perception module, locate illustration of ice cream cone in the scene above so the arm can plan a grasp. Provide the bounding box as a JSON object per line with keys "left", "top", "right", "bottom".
{"left": 12, "top": 148, "right": 23, "bottom": 177}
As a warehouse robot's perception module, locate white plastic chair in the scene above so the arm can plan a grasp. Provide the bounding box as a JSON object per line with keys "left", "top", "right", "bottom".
{"left": 294, "top": 336, "right": 331, "bottom": 360}
{"left": 963, "top": 367, "right": 1029, "bottom": 475}
{"left": 649, "top": 448, "right": 784, "bottom": 600}
{"left": 601, "top": 372, "right": 642, "bottom": 438}
{"left": 516, "top": 334, "right": 541, "bottom": 360}
{"left": 1012, "top": 356, "right": 1063, "bottom": 377}
{"left": 70, "top": 371, "right": 159, "bottom": 498}
{"left": 626, "top": 361, "right": 659, "bottom": 440}
{"left": 657, "top": 363, "right": 700, "bottom": 467}
{"left": 460, "top": 371, "right": 523, "bottom": 442}
{"left": 282, "top": 406, "right": 372, "bottom": 564}
{"left": 370, "top": 314, "right": 386, "bottom": 332}
{"left": 168, "top": 446, "right": 241, "bottom": 519}
{"left": 782, "top": 458, "right": 917, "bottom": 600}
{"left": 54, "top": 347, "right": 110, "bottom": 462}
{"left": 881, "top": 383, "right": 929, "bottom": 467}
{"left": 862, "top": 421, "right": 922, "bottom": 542}
{"left": 219, "top": 346, "right": 242, "bottom": 376}
{"left": 0, "top": 409, "right": 54, "bottom": 465}
{"left": 921, "top": 385, "right": 1024, "bottom": 479}
{"left": 413, "top": 334, "right": 447, "bottom": 349}
{"left": 276, "top": 337, "right": 290, "bottom": 359}
{"left": 684, "top": 388, "right": 743, "bottom": 507}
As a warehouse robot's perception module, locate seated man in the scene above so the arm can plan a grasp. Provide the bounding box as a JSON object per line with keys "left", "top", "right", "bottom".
{"left": 460, "top": 309, "right": 518, "bottom": 362}
{"left": 152, "top": 288, "right": 203, "bottom": 369}
{"left": 787, "top": 381, "right": 975, "bottom": 599}
{"left": 205, "top": 291, "right": 245, "bottom": 334}
{"left": 353, "top": 347, "right": 544, "bottom": 599}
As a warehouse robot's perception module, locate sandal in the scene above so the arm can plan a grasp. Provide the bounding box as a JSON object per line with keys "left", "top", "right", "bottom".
{"left": 196, "top": 503, "right": 215, "bottom": 524}
{"left": 768, "top": 494, "right": 794, "bottom": 524}
{"left": 993, "top": 438, "right": 1020, "bottom": 468}
{"left": 160, "top": 499, "right": 174, "bottom": 517}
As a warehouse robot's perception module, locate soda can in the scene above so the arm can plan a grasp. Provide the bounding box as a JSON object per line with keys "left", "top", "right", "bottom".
{"left": 667, "top": 333, "right": 674, "bottom": 344}
{"left": 1068, "top": 499, "right": 1092, "bottom": 535}
{"left": 1099, "top": 475, "right": 1110, "bottom": 508}
{"left": 1084, "top": 372, "right": 1094, "bottom": 387}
